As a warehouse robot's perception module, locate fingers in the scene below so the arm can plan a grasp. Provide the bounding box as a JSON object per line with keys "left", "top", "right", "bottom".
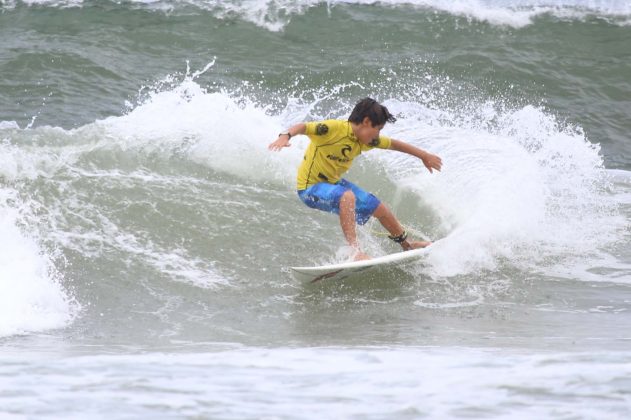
{"left": 430, "top": 155, "right": 442, "bottom": 172}
{"left": 424, "top": 154, "right": 442, "bottom": 173}
{"left": 268, "top": 138, "right": 290, "bottom": 151}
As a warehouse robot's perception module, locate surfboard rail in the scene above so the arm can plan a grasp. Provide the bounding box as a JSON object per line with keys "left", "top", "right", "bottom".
{"left": 290, "top": 248, "right": 428, "bottom": 284}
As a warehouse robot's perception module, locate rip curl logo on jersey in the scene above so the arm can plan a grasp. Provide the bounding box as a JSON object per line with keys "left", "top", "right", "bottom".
{"left": 369, "top": 138, "right": 380, "bottom": 147}
{"left": 341, "top": 145, "right": 352, "bottom": 158}
{"left": 315, "top": 123, "right": 329, "bottom": 135}
{"left": 326, "top": 145, "right": 352, "bottom": 163}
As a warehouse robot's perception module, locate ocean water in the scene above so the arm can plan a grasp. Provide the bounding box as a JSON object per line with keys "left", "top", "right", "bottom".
{"left": 1, "top": 0, "right": 631, "bottom": 418}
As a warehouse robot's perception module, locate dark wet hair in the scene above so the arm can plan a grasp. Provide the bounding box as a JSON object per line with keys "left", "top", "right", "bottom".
{"left": 348, "top": 97, "right": 397, "bottom": 126}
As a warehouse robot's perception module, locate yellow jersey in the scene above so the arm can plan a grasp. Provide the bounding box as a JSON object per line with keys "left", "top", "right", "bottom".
{"left": 296, "top": 119, "right": 392, "bottom": 190}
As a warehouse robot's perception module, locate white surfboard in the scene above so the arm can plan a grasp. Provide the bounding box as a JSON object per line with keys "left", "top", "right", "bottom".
{"left": 290, "top": 248, "right": 428, "bottom": 284}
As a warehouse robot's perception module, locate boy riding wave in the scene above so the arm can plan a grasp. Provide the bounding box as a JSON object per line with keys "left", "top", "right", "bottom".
{"left": 269, "top": 98, "right": 442, "bottom": 261}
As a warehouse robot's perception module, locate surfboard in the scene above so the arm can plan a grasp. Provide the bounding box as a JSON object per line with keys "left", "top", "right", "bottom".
{"left": 290, "top": 248, "right": 428, "bottom": 284}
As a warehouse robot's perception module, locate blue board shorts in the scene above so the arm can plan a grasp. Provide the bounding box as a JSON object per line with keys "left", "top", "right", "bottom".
{"left": 297, "top": 179, "right": 381, "bottom": 225}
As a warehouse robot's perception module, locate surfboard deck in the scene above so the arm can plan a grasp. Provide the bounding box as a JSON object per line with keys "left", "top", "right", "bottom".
{"left": 290, "top": 248, "right": 428, "bottom": 284}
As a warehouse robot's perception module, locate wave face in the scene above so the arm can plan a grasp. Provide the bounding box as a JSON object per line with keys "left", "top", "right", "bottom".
{"left": 1, "top": 0, "right": 629, "bottom": 336}
{"left": 1, "top": 2, "right": 630, "bottom": 417}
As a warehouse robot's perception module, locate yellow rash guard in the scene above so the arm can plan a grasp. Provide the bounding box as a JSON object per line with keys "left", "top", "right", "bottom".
{"left": 296, "top": 119, "right": 392, "bottom": 190}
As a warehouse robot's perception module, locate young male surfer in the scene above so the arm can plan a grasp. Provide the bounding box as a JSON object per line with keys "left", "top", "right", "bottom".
{"left": 268, "top": 98, "right": 442, "bottom": 261}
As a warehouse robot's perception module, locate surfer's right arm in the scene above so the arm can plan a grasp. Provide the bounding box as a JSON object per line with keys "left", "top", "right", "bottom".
{"left": 268, "top": 123, "right": 306, "bottom": 151}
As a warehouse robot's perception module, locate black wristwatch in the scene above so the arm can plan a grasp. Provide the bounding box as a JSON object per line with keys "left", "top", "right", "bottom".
{"left": 279, "top": 132, "right": 292, "bottom": 139}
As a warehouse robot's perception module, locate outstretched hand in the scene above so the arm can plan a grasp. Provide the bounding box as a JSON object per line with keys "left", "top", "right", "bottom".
{"left": 268, "top": 136, "right": 291, "bottom": 151}
{"left": 422, "top": 152, "right": 442, "bottom": 173}
{"left": 389, "top": 140, "right": 442, "bottom": 174}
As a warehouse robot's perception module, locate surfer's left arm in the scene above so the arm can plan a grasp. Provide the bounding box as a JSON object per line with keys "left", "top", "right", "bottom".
{"left": 268, "top": 123, "right": 307, "bottom": 151}
{"left": 390, "top": 139, "right": 442, "bottom": 173}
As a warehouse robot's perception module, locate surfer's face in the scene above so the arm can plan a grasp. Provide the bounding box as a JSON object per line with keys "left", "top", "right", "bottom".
{"left": 354, "top": 117, "right": 384, "bottom": 145}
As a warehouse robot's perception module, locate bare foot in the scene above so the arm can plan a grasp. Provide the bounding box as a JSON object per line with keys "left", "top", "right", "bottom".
{"left": 402, "top": 240, "right": 432, "bottom": 251}
{"left": 352, "top": 251, "right": 371, "bottom": 261}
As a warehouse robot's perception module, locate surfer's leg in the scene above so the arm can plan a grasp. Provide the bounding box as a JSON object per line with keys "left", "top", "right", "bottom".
{"left": 339, "top": 190, "right": 359, "bottom": 249}
{"left": 339, "top": 190, "right": 370, "bottom": 260}
{"left": 297, "top": 181, "right": 370, "bottom": 260}
{"left": 372, "top": 203, "right": 431, "bottom": 250}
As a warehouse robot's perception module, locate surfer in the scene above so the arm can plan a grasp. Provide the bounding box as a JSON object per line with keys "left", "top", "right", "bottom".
{"left": 268, "top": 97, "right": 442, "bottom": 261}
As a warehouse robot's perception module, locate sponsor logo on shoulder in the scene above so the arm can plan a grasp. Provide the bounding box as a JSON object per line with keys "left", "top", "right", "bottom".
{"left": 315, "top": 123, "right": 329, "bottom": 135}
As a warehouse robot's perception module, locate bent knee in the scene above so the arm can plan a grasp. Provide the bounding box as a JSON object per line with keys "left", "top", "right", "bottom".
{"left": 340, "top": 190, "right": 355, "bottom": 202}
{"left": 373, "top": 203, "right": 391, "bottom": 218}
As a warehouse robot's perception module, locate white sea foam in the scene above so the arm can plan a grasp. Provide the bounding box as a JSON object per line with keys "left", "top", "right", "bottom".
{"left": 0, "top": 94, "right": 235, "bottom": 292}
{"left": 374, "top": 100, "right": 625, "bottom": 278}
{"left": 0, "top": 190, "right": 76, "bottom": 337}
{"left": 0, "top": 131, "right": 82, "bottom": 181}
{"left": 0, "top": 121, "right": 20, "bottom": 130}
{"left": 1, "top": 347, "right": 630, "bottom": 418}
{"left": 5, "top": 0, "right": 631, "bottom": 29}
{"left": 375, "top": 0, "right": 631, "bottom": 27}
{"left": 97, "top": 70, "right": 305, "bottom": 187}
